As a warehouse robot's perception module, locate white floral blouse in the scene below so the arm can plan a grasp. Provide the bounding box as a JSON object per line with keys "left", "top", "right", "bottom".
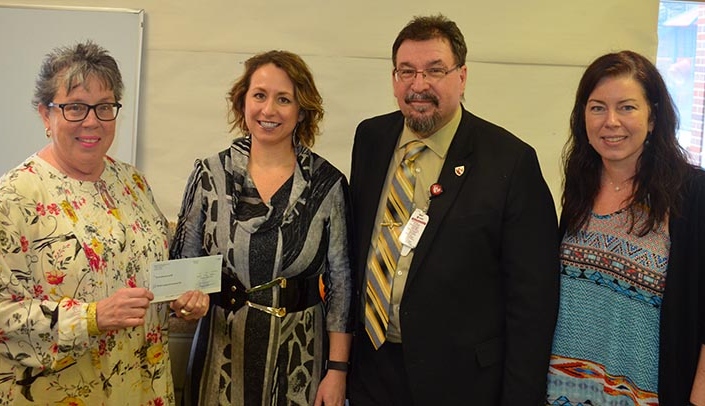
{"left": 0, "top": 155, "right": 174, "bottom": 406}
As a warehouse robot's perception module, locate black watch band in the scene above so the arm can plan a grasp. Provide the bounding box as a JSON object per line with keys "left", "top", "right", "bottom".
{"left": 325, "top": 360, "right": 349, "bottom": 372}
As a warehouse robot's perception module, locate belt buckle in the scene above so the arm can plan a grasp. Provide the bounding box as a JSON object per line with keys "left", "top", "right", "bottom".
{"left": 242, "top": 277, "right": 287, "bottom": 317}
{"left": 247, "top": 276, "right": 287, "bottom": 292}
{"left": 245, "top": 301, "right": 287, "bottom": 317}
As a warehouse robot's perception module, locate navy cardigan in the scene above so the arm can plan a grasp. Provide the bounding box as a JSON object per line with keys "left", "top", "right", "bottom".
{"left": 659, "top": 167, "right": 705, "bottom": 405}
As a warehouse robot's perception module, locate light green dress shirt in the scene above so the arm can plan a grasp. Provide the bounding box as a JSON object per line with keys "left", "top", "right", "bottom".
{"left": 367, "top": 106, "right": 462, "bottom": 343}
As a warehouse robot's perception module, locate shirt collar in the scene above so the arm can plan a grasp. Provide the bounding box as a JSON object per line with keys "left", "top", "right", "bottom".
{"left": 398, "top": 106, "right": 461, "bottom": 159}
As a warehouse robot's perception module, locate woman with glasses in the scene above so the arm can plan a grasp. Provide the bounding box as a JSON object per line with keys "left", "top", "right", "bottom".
{"left": 171, "top": 50, "right": 354, "bottom": 406}
{"left": 0, "top": 41, "right": 208, "bottom": 405}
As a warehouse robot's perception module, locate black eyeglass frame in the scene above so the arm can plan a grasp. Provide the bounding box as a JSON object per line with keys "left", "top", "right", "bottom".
{"left": 47, "top": 102, "right": 123, "bottom": 122}
{"left": 393, "top": 64, "right": 463, "bottom": 82}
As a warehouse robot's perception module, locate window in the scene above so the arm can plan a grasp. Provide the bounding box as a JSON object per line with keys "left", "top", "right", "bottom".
{"left": 657, "top": 1, "right": 705, "bottom": 166}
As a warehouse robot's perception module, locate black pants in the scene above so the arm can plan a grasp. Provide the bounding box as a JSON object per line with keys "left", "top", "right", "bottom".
{"left": 348, "top": 333, "right": 414, "bottom": 406}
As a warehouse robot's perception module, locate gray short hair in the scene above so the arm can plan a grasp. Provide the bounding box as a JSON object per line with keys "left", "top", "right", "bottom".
{"left": 32, "top": 40, "right": 123, "bottom": 108}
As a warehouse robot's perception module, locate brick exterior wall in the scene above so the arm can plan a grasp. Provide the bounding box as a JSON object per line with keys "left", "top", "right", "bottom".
{"left": 689, "top": 7, "right": 705, "bottom": 165}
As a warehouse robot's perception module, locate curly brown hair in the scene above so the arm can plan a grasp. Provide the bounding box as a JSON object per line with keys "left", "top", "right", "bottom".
{"left": 227, "top": 50, "right": 324, "bottom": 148}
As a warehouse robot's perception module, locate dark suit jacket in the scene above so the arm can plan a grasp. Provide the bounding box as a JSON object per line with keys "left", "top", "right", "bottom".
{"left": 349, "top": 108, "right": 560, "bottom": 405}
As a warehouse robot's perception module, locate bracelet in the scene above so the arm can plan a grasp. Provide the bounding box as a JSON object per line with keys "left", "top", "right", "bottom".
{"left": 325, "top": 360, "right": 349, "bottom": 372}
{"left": 86, "top": 302, "right": 102, "bottom": 336}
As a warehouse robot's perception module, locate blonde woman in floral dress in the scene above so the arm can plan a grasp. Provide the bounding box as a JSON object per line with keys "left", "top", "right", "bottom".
{"left": 0, "top": 41, "right": 209, "bottom": 406}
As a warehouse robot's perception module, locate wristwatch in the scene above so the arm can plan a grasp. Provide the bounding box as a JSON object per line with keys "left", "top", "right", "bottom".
{"left": 325, "top": 360, "right": 350, "bottom": 372}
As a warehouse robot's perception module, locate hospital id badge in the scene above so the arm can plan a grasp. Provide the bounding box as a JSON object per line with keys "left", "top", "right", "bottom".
{"left": 399, "top": 208, "right": 428, "bottom": 256}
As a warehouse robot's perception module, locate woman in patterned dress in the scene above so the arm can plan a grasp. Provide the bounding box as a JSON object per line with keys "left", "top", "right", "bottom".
{"left": 546, "top": 50, "right": 705, "bottom": 405}
{"left": 170, "top": 50, "right": 354, "bottom": 406}
{"left": 0, "top": 41, "right": 209, "bottom": 406}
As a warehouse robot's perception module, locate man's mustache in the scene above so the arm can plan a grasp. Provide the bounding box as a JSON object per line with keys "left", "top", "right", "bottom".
{"left": 405, "top": 92, "right": 439, "bottom": 106}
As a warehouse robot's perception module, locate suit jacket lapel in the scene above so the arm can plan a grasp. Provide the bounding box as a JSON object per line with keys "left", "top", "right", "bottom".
{"left": 405, "top": 109, "right": 475, "bottom": 287}
{"left": 354, "top": 113, "right": 405, "bottom": 286}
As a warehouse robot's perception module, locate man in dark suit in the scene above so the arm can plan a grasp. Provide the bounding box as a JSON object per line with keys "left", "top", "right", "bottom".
{"left": 347, "top": 14, "right": 560, "bottom": 405}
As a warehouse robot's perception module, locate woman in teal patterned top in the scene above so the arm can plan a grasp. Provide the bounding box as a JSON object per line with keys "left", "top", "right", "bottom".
{"left": 547, "top": 50, "right": 705, "bottom": 405}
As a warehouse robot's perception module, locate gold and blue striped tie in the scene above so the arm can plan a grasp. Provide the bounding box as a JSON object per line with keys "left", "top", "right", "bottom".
{"left": 365, "top": 140, "right": 426, "bottom": 349}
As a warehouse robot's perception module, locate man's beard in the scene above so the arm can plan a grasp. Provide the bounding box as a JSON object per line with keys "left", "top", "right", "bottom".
{"left": 406, "top": 111, "right": 441, "bottom": 136}
{"left": 404, "top": 92, "right": 441, "bottom": 136}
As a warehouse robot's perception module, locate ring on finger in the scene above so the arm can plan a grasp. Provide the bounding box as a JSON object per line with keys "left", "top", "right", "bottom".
{"left": 180, "top": 308, "right": 193, "bottom": 316}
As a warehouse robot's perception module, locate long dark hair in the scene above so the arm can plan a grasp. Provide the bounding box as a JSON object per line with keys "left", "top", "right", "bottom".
{"left": 562, "top": 50, "right": 691, "bottom": 236}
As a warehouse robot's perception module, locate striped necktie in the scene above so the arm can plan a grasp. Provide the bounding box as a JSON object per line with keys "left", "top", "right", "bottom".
{"left": 364, "top": 140, "right": 426, "bottom": 349}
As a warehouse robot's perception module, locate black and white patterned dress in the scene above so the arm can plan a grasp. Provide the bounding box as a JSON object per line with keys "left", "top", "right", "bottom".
{"left": 170, "top": 137, "right": 354, "bottom": 406}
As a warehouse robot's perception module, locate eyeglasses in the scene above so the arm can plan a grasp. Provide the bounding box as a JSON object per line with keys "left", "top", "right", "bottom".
{"left": 393, "top": 65, "right": 462, "bottom": 83}
{"left": 48, "top": 102, "right": 122, "bottom": 122}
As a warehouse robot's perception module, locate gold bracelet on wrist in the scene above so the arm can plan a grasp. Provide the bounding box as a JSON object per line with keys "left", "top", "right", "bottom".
{"left": 86, "top": 302, "right": 102, "bottom": 336}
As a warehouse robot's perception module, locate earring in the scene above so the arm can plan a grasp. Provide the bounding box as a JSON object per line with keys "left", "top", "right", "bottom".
{"left": 645, "top": 131, "right": 651, "bottom": 146}
{"left": 45, "top": 128, "right": 52, "bottom": 138}
{"left": 292, "top": 123, "right": 300, "bottom": 147}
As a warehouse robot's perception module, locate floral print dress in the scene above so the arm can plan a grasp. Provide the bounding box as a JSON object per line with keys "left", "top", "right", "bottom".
{"left": 0, "top": 155, "right": 174, "bottom": 406}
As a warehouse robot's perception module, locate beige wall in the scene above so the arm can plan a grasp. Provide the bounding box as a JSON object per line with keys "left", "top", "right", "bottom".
{"left": 1, "top": 0, "right": 659, "bottom": 219}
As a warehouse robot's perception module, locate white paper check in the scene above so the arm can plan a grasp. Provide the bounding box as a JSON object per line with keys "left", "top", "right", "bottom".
{"left": 149, "top": 255, "right": 222, "bottom": 302}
